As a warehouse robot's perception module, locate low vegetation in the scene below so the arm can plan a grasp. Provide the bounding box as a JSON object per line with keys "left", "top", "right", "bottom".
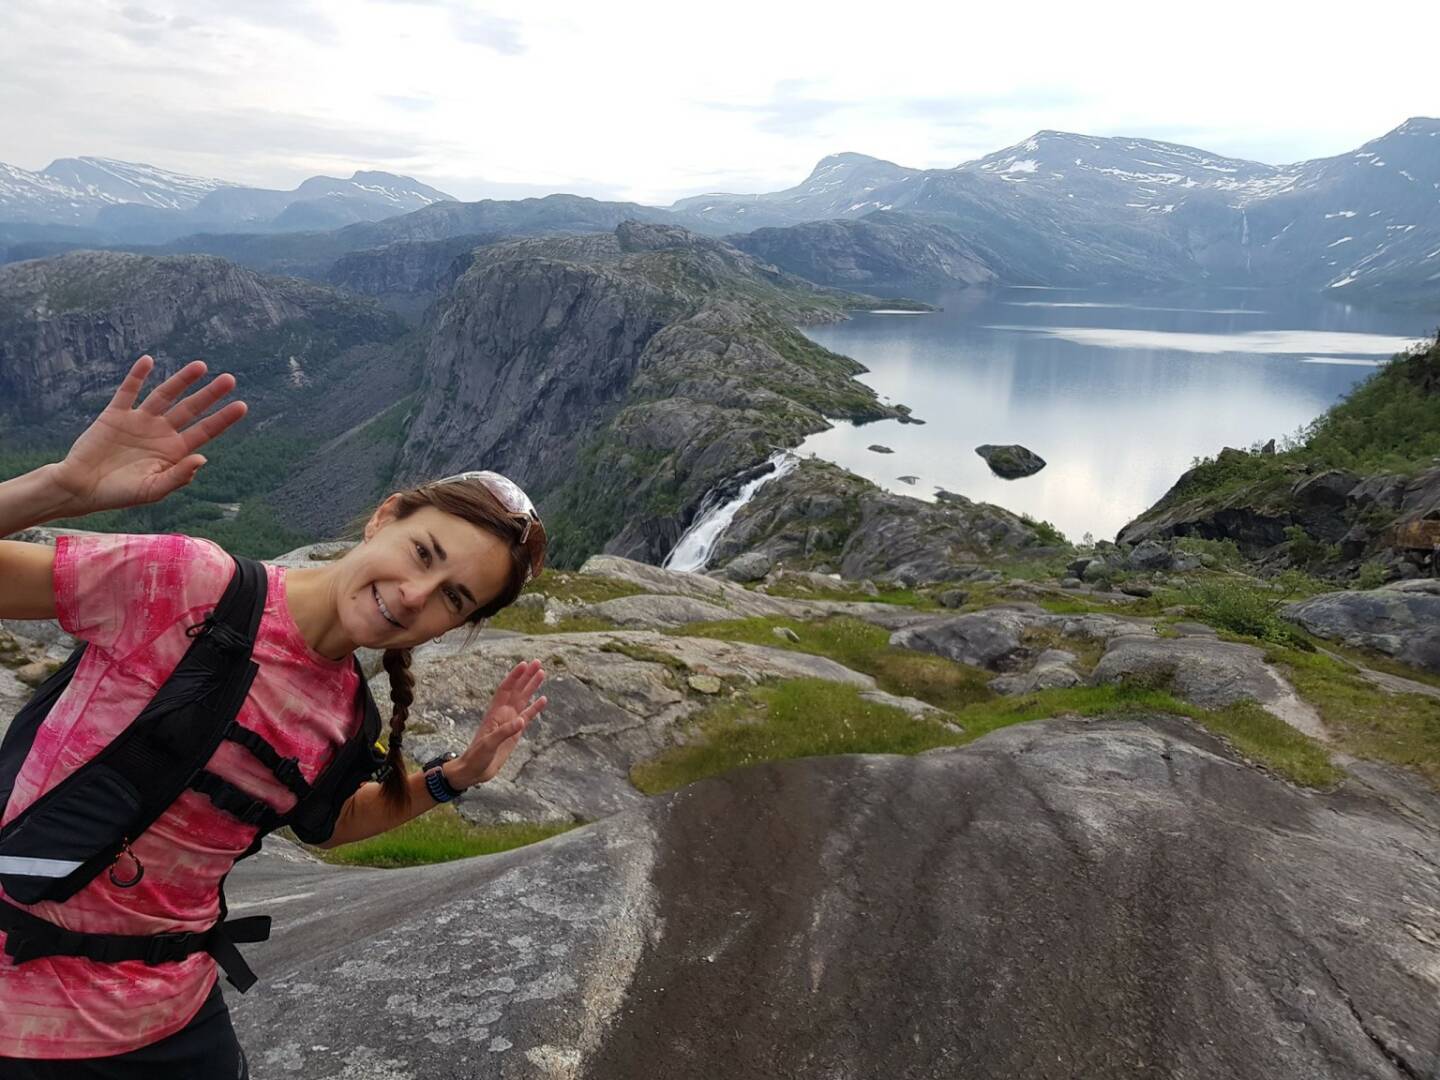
{"left": 631, "top": 678, "right": 1341, "bottom": 795}
{"left": 672, "top": 615, "right": 994, "bottom": 712}
{"left": 1267, "top": 646, "right": 1440, "bottom": 785}
{"left": 309, "top": 805, "right": 579, "bottom": 870}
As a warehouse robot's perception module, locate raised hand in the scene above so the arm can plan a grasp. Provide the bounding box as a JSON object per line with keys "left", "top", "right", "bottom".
{"left": 452, "top": 660, "right": 548, "bottom": 787}
{"left": 52, "top": 355, "right": 247, "bottom": 514}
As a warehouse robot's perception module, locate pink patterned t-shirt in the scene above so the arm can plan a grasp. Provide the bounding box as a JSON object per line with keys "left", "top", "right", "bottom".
{"left": 0, "top": 532, "right": 361, "bottom": 1060}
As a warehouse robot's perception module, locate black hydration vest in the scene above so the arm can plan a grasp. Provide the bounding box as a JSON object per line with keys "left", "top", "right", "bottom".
{"left": 0, "top": 554, "right": 385, "bottom": 991}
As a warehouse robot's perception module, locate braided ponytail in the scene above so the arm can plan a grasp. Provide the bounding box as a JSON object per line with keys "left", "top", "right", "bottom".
{"left": 380, "top": 647, "right": 414, "bottom": 806}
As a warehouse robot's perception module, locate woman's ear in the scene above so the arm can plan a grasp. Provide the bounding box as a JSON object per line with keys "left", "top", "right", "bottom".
{"left": 363, "top": 493, "right": 404, "bottom": 542}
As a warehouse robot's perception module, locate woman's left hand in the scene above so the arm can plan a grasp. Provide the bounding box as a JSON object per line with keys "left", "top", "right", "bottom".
{"left": 447, "top": 660, "right": 547, "bottom": 789}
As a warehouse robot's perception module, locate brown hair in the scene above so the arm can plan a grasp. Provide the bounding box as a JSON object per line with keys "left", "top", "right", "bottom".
{"left": 372, "top": 478, "right": 543, "bottom": 806}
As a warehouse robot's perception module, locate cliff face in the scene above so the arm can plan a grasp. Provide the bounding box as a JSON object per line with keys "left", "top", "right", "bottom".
{"left": 729, "top": 211, "right": 1001, "bottom": 291}
{"left": 394, "top": 222, "right": 907, "bottom": 566}
{"left": 0, "top": 250, "right": 404, "bottom": 427}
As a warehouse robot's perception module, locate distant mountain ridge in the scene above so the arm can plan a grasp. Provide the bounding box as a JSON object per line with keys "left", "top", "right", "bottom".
{"left": 0, "top": 156, "right": 454, "bottom": 235}
{"left": 672, "top": 118, "right": 1440, "bottom": 297}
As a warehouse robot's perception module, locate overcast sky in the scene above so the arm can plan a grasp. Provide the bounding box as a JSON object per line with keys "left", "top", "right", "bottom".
{"left": 3, "top": 0, "right": 1437, "bottom": 206}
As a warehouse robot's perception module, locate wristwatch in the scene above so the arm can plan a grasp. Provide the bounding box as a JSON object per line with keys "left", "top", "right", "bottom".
{"left": 422, "top": 751, "right": 464, "bottom": 803}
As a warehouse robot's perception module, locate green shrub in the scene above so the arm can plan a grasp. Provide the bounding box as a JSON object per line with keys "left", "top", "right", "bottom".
{"left": 1283, "top": 525, "right": 1339, "bottom": 569}
{"left": 1355, "top": 562, "right": 1388, "bottom": 590}
{"left": 1183, "top": 576, "right": 1311, "bottom": 647}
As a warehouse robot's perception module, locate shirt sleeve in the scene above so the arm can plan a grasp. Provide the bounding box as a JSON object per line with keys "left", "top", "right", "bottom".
{"left": 53, "top": 532, "right": 231, "bottom": 658}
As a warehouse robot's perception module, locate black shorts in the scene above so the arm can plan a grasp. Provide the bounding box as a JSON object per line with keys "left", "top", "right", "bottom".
{"left": 0, "top": 979, "right": 247, "bottom": 1080}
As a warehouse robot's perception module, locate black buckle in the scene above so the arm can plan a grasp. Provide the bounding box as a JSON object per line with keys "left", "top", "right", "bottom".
{"left": 273, "top": 756, "right": 306, "bottom": 790}
{"left": 143, "top": 930, "right": 195, "bottom": 966}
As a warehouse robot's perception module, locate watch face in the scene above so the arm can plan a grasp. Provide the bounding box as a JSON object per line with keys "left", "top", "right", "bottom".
{"left": 421, "top": 751, "right": 459, "bottom": 771}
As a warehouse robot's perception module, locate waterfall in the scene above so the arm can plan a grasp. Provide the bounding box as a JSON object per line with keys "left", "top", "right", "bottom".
{"left": 663, "top": 452, "right": 798, "bottom": 573}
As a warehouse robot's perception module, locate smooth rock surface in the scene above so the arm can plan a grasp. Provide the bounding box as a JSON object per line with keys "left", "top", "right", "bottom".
{"left": 228, "top": 716, "right": 1440, "bottom": 1079}
{"left": 1285, "top": 587, "right": 1440, "bottom": 674}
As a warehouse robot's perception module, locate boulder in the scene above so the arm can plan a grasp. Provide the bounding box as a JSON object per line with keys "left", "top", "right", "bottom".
{"left": 1090, "top": 635, "right": 1324, "bottom": 738}
{"left": 719, "top": 551, "right": 774, "bottom": 583}
{"left": 1126, "top": 540, "right": 1173, "bottom": 572}
{"left": 1284, "top": 588, "right": 1440, "bottom": 674}
{"left": 974, "top": 443, "right": 1046, "bottom": 479}
{"left": 228, "top": 716, "right": 1440, "bottom": 1079}
{"left": 586, "top": 594, "right": 735, "bottom": 629}
{"left": 889, "top": 609, "right": 1037, "bottom": 670}
{"left": 988, "top": 650, "right": 1082, "bottom": 695}
{"left": 936, "top": 589, "right": 968, "bottom": 610}
{"left": 867, "top": 444, "right": 894, "bottom": 454}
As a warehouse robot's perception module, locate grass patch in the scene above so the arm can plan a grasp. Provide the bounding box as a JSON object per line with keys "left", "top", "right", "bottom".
{"left": 758, "top": 576, "right": 938, "bottom": 609}
{"left": 309, "top": 803, "right": 580, "bottom": 869}
{"left": 631, "top": 678, "right": 1340, "bottom": 794}
{"left": 1267, "top": 645, "right": 1440, "bottom": 785}
{"left": 672, "top": 615, "right": 993, "bottom": 712}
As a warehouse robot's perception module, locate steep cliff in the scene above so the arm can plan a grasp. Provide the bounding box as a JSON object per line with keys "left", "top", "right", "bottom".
{"left": 393, "top": 222, "right": 910, "bottom": 566}
{"left": 0, "top": 250, "right": 406, "bottom": 430}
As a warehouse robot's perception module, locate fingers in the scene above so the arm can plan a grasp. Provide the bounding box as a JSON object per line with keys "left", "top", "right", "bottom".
{"left": 108, "top": 355, "right": 155, "bottom": 411}
{"left": 139, "top": 359, "right": 208, "bottom": 416}
{"left": 180, "top": 399, "right": 248, "bottom": 453}
{"left": 166, "top": 371, "right": 237, "bottom": 429}
{"left": 520, "top": 695, "right": 547, "bottom": 723}
{"left": 149, "top": 454, "right": 208, "bottom": 500}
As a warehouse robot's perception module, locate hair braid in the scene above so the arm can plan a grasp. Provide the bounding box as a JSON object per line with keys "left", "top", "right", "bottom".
{"left": 380, "top": 647, "right": 414, "bottom": 806}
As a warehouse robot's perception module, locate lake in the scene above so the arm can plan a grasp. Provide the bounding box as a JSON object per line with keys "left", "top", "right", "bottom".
{"left": 796, "top": 287, "right": 1433, "bottom": 544}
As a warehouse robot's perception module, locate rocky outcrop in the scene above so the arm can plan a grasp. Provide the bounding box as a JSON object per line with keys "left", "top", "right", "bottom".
{"left": 975, "top": 442, "right": 1047, "bottom": 479}
{"left": 325, "top": 233, "right": 502, "bottom": 313}
{"left": 710, "top": 458, "right": 1049, "bottom": 584}
{"left": 0, "top": 250, "right": 406, "bottom": 431}
{"left": 1285, "top": 581, "right": 1440, "bottom": 674}
{"left": 228, "top": 716, "right": 1440, "bottom": 1078}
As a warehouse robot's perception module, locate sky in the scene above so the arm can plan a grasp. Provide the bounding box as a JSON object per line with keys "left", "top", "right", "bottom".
{"left": 2, "top": 0, "right": 1438, "bottom": 206}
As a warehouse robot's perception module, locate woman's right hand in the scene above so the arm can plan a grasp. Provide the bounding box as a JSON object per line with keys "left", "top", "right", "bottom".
{"left": 51, "top": 355, "right": 247, "bottom": 514}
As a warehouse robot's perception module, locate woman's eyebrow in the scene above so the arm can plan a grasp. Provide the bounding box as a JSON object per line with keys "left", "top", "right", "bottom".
{"left": 429, "top": 531, "right": 478, "bottom": 607}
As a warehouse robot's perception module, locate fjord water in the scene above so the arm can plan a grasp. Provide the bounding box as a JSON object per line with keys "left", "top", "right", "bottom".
{"left": 796, "top": 287, "right": 1432, "bottom": 543}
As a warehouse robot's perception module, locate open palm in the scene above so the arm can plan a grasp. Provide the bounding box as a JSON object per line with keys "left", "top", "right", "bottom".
{"left": 459, "top": 659, "right": 548, "bottom": 785}
{"left": 55, "top": 355, "right": 247, "bottom": 513}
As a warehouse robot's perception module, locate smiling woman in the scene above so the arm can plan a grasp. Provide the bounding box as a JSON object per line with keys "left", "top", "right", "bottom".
{"left": 0, "top": 356, "right": 549, "bottom": 1077}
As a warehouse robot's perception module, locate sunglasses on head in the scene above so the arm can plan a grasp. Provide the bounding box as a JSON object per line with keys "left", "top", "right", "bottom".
{"left": 429, "top": 470, "right": 546, "bottom": 583}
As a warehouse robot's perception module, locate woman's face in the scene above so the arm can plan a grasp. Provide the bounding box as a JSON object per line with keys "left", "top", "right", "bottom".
{"left": 336, "top": 498, "right": 513, "bottom": 651}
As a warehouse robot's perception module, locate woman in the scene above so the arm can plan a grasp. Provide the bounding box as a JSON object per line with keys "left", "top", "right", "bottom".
{"left": 0, "top": 355, "right": 549, "bottom": 1077}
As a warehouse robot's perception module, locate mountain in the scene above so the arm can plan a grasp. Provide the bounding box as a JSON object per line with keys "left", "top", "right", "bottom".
{"left": 672, "top": 152, "right": 922, "bottom": 230}
{"left": 673, "top": 119, "right": 1440, "bottom": 298}
{"left": 0, "top": 156, "right": 232, "bottom": 225}
{"left": 0, "top": 156, "right": 455, "bottom": 239}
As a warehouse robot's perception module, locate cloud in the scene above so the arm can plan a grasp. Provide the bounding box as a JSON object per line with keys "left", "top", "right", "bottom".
{"left": 119, "top": 6, "right": 166, "bottom": 24}
{"left": 383, "top": 95, "right": 436, "bottom": 112}
{"left": 704, "top": 80, "right": 852, "bottom": 137}
{"left": 450, "top": 9, "right": 525, "bottom": 55}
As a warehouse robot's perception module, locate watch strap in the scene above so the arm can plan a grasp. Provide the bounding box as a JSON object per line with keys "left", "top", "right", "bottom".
{"left": 425, "top": 766, "right": 463, "bottom": 803}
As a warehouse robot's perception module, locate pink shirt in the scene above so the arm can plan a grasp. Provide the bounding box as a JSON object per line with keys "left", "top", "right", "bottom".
{"left": 0, "top": 533, "right": 361, "bottom": 1059}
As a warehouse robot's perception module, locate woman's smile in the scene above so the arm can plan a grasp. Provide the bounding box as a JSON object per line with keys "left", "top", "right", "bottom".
{"left": 372, "top": 583, "right": 406, "bottom": 629}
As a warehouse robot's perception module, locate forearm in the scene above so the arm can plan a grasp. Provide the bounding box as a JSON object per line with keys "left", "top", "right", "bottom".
{"left": 0, "top": 463, "right": 85, "bottom": 537}
{"left": 319, "top": 761, "right": 474, "bottom": 848}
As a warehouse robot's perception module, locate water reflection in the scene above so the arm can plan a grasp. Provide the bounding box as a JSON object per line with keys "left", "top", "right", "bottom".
{"left": 797, "top": 287, "right": 1431, "bottom": 543}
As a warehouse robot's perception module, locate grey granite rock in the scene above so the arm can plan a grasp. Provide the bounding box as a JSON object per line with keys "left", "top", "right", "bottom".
{"left": 1284, "top": 587, "right": 1440, "bottom": 674}
{"left": 228, "top": 716, "right": 1440, "bottom": 1079}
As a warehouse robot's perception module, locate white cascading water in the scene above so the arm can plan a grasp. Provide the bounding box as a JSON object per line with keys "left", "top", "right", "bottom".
{"left": 663, "top": 451, "right": 799, "bottom": 572}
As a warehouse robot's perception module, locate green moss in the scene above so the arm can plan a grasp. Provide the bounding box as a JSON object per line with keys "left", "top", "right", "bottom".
{"left": 672, "top": 615, "right": 994, "bottom": 713}
{"left": 631, "top": 677, "right": 1340, "bottom": 795}
{"left": 310, "top": 804, "right": 581, "bottom": 869}
{"left": 600, "top": 640, "right": 690, "bottom": 670}
{"left": 1268, "top": 645, "right": 1440, "bottom": 785}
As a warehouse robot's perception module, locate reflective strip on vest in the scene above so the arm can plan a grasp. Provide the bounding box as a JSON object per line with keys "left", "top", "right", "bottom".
{"left": 0, "top": 855, "right": 84, "bottom": 878}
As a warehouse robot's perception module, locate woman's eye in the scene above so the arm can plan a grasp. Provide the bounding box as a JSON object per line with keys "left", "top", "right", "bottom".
{"left": 415, "top": 542, "right": 430, "bottom": 564}
{"left": 446, "top": 589, "right": 461, "bottom": 608}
